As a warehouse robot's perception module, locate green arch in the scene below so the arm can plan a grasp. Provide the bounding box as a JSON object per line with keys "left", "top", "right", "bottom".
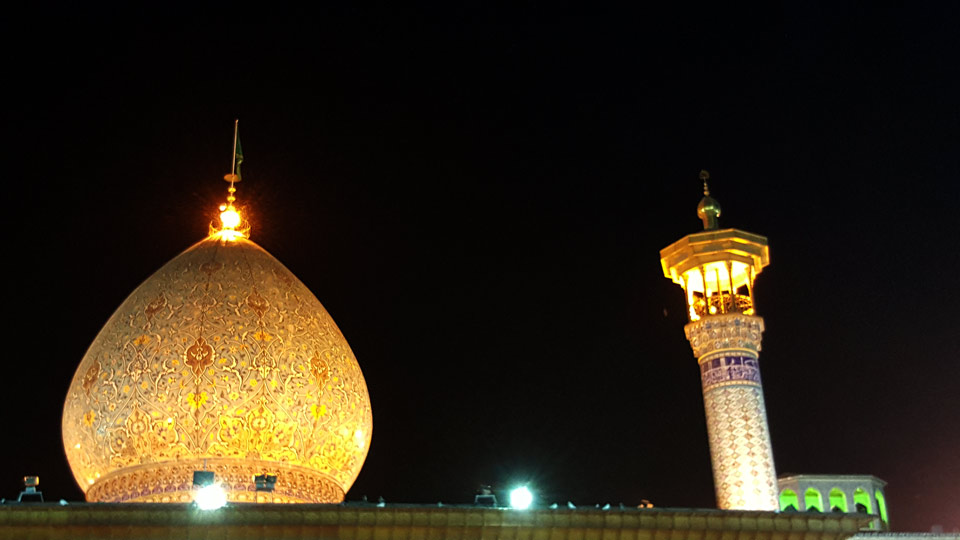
{"left": 875, "top": 490, "right": 888, "bottom": 523}
{"left": 779, "top": 489, "right": 799, "bottom": 511}
{"left": 804, "top": 488, "right": 823, "bottom": 512}
{"left": 829, "top": 488, "right": 848, "bottom": 512}
{"left": 854, "top": 488, "right": 873, "bottom": 514}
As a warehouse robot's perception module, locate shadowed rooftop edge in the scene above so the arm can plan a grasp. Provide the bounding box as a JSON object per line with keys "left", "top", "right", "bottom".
{"left": 0, "top": 503, "right": 873, "bottom": 540}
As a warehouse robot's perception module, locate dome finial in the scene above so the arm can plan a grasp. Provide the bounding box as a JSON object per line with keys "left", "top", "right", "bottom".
{"left": 696, "top": 169, "right": 721, "bottom": 230}
{"left": 213, "top": 119, "right": 247, "bottom": 240}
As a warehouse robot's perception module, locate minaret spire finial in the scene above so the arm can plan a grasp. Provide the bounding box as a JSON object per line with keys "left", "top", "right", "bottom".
{"left": 696, "top": 169, "right": 721, "bottom": 230}
{"left": 212, "top": 119, "right": 247, "bottom": 240}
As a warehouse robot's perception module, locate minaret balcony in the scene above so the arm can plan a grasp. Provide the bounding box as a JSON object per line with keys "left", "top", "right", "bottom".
{"left": 690, "top": 293, "right": 754, "bottom": 319}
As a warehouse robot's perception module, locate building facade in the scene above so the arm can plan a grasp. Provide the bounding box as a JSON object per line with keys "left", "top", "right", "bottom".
{"left": 779, "top": 474, "right": 890, "bottom": 531}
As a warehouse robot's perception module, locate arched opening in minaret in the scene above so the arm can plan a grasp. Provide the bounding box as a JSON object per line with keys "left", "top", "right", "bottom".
{"left": 778, "top": 489, "right": 799, "bottom": 511}
{"left": 829, "top": 488, "right": 848, "bottom": 512}
{"left": 678, "top": 261, "right": 758, "bottom": 320}
{"left": 734, "top": 284, "right": 753, "bottom": 314}
{"left": 875, "top": 490, "right": 888, "bottom": 524}
{"left": 853, "top": 488, "right": 873, "bottom": 514}
{"left": 804, "top": 488, "right": 823, "bottom": 512}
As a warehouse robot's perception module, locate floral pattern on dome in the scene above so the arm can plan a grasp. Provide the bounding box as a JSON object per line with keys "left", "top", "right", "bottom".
{"left": 62, "top": 236, "right": 372, "bottom": 503}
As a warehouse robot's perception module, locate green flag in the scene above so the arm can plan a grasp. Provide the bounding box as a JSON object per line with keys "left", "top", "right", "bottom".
{"left": 234, "top": 136, "right": 244, "bottom": 181}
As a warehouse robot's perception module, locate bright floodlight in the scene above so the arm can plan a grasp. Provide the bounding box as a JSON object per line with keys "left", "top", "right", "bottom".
{"left": 195, "top": 484, "right": 227, "bottom": 510}
{"left": 510, "top": 486, "right": 533, "bottom": 510}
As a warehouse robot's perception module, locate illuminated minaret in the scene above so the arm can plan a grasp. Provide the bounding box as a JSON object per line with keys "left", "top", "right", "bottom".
{"left": 660, "top": 171, "right": 778, "bottom": 511}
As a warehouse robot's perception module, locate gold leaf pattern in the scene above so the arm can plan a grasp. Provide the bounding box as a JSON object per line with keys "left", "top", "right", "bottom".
{"left": 199, "top": 261, "right": 222, "bottom": 276}
{"left": 184, "top": 337, "right": 214, "bottom": 377}
{"left": 310, "top": 355, "right": 330, "bottom": 387}
{"left": 246, "top": 291, "right": 269, "bottom": 318}
{"left": 81, "top": 361, "right": 100, "bottom": 395}
{"left": 144, "top": 293, "right": 166, "bottom": 319}
{"left": 62, "top": 236, "right": 372, "bottom": 503}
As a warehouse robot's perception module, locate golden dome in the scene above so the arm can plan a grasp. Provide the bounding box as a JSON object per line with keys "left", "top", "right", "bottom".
{"left": 62, "top": 235, "right": 372, "bottom": 503}
{"left": 696, "top": 170, "right": 721, "bottom": 230}
{"left": 697, "top": 195, "right": 721, "bottom": 221}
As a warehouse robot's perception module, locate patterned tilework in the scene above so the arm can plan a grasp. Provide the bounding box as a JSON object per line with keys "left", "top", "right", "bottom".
{"left": 62, "top": 236, "right": 372, "bottom": 503}
{"left": 86, "top": 458, "right": 343, "bottom": 503}
{"left": 700, "top": 352, "right": 761, "bottom": 391}
{"left": 684, "top": 313, "right": 763, "bottom": 359}
{"left": 686, "top": 314, "right": 778, "bottom": 511}
{"left": 702, "top": 384, "right": 778, "bottom": 510}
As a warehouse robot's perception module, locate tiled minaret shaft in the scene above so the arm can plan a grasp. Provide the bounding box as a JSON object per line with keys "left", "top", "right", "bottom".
{"left": 659, "top": 171, "right": 778, "bottom": 511}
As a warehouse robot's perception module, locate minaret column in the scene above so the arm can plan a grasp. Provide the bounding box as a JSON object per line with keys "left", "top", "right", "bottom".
{"left": 685, "top": 313, "right": 778, "bottom": 510}
{"left": 661, "top": 172, "right": 778, "bottom": 511}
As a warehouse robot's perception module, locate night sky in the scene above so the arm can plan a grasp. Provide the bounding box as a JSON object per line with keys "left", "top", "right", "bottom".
{"left": 3, "top": 4, "right": 958, "bottom": 533}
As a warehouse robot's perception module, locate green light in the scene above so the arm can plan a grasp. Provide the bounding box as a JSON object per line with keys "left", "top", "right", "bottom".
{"left": 804, "top": 488, "right": 823, "bottom": 512}
{"left": 875, "top": 491, "right": 888, "bottom": 523}
{"left": 853, "top": 488, "right": 872, "bottom": 514}
{"left": 829, "top": 488, "right": 848, "bottom": 512}
{"left": 779, "top": 489, "right": 799, "bottom": 511}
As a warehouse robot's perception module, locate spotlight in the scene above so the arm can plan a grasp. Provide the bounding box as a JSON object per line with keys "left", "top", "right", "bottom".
{"left": 18, "top": 476, "right": 44, "bottom": 503}
{"left": 195, "top": 484, "right": 227, "bottom": 510}
{"left": 509, "top": 486, "right": 533, "bottom": 510}
{"left": 193, "top": 470, "right": 226, "bottom": 510}
{"left": 255, "top": 474, "right": 277, "bottom": 492}
{"left": 193, "top": 470, "right": 215, "bottom": 487}
{"left": 474, "top": 485, "right": 498, "bottom": 507}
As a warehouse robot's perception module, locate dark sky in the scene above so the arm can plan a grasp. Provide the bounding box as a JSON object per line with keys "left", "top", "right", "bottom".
{"left": 3, "top": 3, "right": 958, "bottom": 533}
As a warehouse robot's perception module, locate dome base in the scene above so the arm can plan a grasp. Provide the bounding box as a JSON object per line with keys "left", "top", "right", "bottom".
{"left": 86, "top": 458, "right": 345, "bottom": 503}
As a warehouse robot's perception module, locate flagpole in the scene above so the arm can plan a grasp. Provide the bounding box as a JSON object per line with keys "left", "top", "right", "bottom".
{"left": 223, "top": 119, "right": 240, "bottom": 206}
{"left": 231, "top": 119, "right": 239, "bottom": 176}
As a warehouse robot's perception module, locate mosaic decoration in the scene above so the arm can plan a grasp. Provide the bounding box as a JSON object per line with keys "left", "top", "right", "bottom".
{"left": 702, "top": 385, "right": 778, "bottom": 511}
{"left": 684, "top": 314, "right": 763, "bottom": 359}
{"left": 685, "top": 313, "right": 778, "bottom": 511}
{"left": 62, "top": 236, "right": 372, "bottom": 503}
{"left": 699, "top": 353, "right": 762, "bottom": 391}
{"left": 86, "top": 459, "right": 343, "bottom": 503}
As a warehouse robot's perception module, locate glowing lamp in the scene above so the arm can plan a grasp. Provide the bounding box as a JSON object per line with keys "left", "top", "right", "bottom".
{"left": 220, "top": 207, "right": 241, "bottom": 229}
{"left": 196, "top": 484, "right": 228, "bottom": 510}
{"left": 509, "top": 486, "right": 533, "bottom": 510}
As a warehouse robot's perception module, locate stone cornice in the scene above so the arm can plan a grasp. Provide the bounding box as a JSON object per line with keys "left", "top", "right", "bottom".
{"left": 0, "top": 503, "right": 871, "bottom": 540}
